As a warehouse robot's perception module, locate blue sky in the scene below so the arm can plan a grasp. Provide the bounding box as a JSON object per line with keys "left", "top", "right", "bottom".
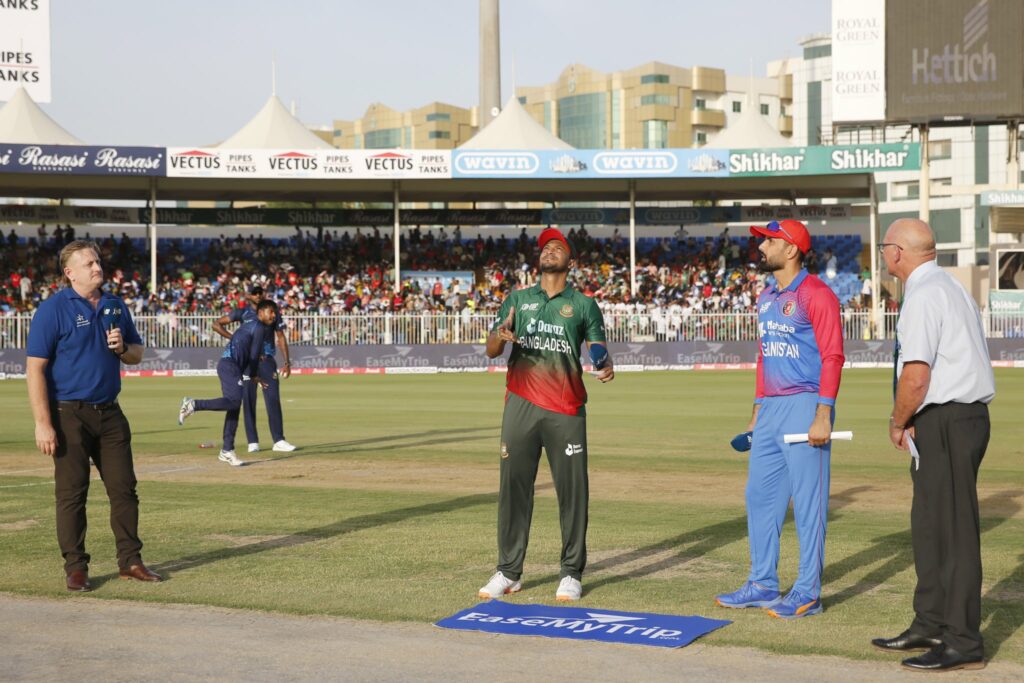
{"left": 41, "top": 0, "right": 830, "bottom": 146}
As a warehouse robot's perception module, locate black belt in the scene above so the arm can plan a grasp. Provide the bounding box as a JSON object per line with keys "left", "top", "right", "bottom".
{"left": 58, "top": 400, "right": 120, "bottom": 411}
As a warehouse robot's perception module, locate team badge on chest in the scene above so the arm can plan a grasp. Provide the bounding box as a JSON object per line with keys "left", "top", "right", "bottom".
{"left": 559, "top": 304, "right": 574, "bottom": 318}
{"left": 782, "top": 300, "right": 797, "bottom": 317}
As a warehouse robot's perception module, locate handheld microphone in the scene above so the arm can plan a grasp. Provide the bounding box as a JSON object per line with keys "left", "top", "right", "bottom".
{"left": 101, "top": 305, "right": 122, "bottom": 354}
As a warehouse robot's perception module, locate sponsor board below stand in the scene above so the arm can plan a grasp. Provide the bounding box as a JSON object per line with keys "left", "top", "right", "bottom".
{"left": 4, "top": 341, "right": 1023, "bottom": 380}
{"left": 108, "top": 360, "right": 1024, "bottom": 379}
{"left": 3, "top": 360, "right": 1023, "bottom": 382}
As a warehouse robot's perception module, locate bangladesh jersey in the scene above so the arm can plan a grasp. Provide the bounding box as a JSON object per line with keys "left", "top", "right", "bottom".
{"left": 493, "top": 283, "right": 607, "bottom": 416}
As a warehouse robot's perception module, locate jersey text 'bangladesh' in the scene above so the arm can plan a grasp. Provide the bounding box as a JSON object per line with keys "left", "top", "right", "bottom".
{"left": 493, "top": 284, "right": 606, "bottom": 416}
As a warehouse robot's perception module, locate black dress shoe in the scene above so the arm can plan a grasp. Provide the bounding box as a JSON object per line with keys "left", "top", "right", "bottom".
{"left": 871, "top": 629, "right": 942, "bottom": 652}
{"left": 902, "top": 644, "right": 986, "bottom": 672}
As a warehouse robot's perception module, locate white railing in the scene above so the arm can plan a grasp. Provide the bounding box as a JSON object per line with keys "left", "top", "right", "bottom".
{"left": 2, "top": 310, "right": 1023, "bottom": 348}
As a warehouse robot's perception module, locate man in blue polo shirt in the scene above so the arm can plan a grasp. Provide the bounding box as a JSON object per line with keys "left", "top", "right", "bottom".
{"left": 178, "top": 299, "right": 280, "bottom": 467}
{"left": 211, "top": 285, "right": 295, "bottom": 454}
{"left": 27, "top": 240, "right": 163, "bottom": 592}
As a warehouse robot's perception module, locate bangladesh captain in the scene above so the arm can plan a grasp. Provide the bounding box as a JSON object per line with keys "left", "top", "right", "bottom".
{"left": 478, "top": 227, "right": 614, "bottom": 603}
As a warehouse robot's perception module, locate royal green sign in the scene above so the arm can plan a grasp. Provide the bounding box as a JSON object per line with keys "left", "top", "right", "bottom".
{"left": 729, "top": 143, "right": 920, "bottom": 177}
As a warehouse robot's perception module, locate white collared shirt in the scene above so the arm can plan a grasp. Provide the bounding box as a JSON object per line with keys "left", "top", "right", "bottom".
{"left": 897, "top": 261, "right": 995, "bottom": 411}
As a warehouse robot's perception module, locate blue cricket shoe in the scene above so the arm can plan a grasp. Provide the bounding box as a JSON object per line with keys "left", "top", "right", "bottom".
{"left": 767, "top": 589, "right": 823, "bottom": 619}
{"left": 715, "top": 581, "right": 782, "bottom": 609}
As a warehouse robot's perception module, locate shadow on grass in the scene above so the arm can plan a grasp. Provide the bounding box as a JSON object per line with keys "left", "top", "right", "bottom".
{"left": 144, "top": 483, "right": 554, "bottom": 579}
{"left": 982, "top": 549, "right": 1024, "bottom": 660}
{"left": 523, "top": 485, "right": 874, "bottom": 594}
{"left": 824, "top": 490, "right": 1021, "bottom": 611}
{"left": 253, "top": 426, "right": 500, "bottom": 462}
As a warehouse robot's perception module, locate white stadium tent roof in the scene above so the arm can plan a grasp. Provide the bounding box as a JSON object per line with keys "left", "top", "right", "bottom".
{"left": 708, "top": 99, "right": 791, "bottom": 149}
{"left": 217, "top": 95, "right": 333, "bottom": 149}
{"left": 460, "top": 96, "right": 573, "bottom": 150}
{"left": 0, "top": 87, "right": 83, "bottom": 145}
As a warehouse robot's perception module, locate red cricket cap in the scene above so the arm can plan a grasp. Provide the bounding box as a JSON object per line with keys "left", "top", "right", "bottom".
{"left": 538, "top": 227, "right": 575, "bottom": 258}
{"left": 749, "top": 219, "right": 812, "bottom": 254}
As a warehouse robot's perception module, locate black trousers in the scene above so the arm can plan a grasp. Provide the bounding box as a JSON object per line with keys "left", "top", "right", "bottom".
{"left": 909, "top": 401, "right": 990, "bottom": 658}
{"left": 52, "top": 401, "right": 143, "bottom": 573}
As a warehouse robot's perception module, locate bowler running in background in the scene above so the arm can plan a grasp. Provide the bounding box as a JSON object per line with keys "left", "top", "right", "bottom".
{"left": 715, "top": 219, "right": 844, "bottom": 620}
{"left": 212, "top": 285, "right": 296, "bottom": 454}
{"left": 178, "top": 299, "right": 280, "bottom": 466}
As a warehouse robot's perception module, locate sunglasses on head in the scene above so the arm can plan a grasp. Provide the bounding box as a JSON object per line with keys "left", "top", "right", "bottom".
{"left": 764, "top": 221, "right": 795, "bottom": 242}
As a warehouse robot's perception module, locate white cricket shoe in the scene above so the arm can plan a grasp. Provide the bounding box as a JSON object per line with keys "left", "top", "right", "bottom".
{"left": 178, "top": 397, "right": 195, "bottom": 425}
{"left": 247, "top": 443, "right": 260, "bottom": 453}
{"left": 218, "top": 450, "right": 245, "bottom": 467}
{"left": 272, "top": 440, "right": 297, "bottom": 452}
{"left": 556, "top": 576, "right": 583, "bottom": 601}
{"left": 478, "top": 571, "right": 522, "bottom": 599}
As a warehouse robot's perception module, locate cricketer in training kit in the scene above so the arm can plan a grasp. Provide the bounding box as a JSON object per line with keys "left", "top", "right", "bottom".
{"left": 478, "top": 227, "right": 614, "bottom": 603}
{"left": 715, "top": 219, "right": 844, "bottom": 619}
{"left": 212, "top": 285, "right": 296, "bottom": 454}
{"left": 177, "top": 299, "right": 280, "bottom": 466}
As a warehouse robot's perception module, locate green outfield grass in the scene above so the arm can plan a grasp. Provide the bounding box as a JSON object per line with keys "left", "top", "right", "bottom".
{"left": 1, "top": 370, "right": 1022, "bottom": 663}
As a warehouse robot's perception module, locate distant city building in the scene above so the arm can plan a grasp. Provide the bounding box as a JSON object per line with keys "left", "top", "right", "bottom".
{"left": 515, "top": 61, "right": 791, "bottom": 149}
{"left": 326, "top": 61, "right": 790, "bottom": 152}
{"left": 780, "top": 32, "right": 1020, "bottom": 269}
{"left": 332, "top": 102, "right": 477, "bottom": 150}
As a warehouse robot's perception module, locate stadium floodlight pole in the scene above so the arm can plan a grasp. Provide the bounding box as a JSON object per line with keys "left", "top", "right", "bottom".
{"left": 393, "top": 181, "right": 401, "bottom": 292}
{"left": 918, "top": 124, "right": 930, "bottom": 223}
{"left": 629, "top": 179, "right": 637, "bottom": 297}
{"left": 869, "top": 175, "right": 881, "bottom": 339}
{"left": 149, "top": 179, "right": 158, "bottom": 294}
{"left": 1009, "top": 121, "right": 1020, "bottom": 190}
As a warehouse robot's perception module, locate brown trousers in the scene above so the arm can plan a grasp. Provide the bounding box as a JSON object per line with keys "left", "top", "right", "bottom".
{"left": 52, "top": 401, "right": 143, "bottom": 573}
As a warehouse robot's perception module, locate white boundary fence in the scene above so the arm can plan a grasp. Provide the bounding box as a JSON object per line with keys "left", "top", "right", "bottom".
{"left": 3, "top": 310, "right": 1024, "bottom": 349}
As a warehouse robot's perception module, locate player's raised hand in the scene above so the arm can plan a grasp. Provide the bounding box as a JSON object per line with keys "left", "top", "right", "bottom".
{"left": 497, "top": 306, "right": 517, "bottom": 343}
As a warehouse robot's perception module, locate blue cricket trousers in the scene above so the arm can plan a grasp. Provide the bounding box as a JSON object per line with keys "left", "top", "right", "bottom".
{"left": 242, "top": 356, "right": 285, "bottom": 445}
{"left": 746, "top": 392, "right": 833, "bottom": 598}
{"left": 194, "top": 358, "right": 245, "bottom": 451}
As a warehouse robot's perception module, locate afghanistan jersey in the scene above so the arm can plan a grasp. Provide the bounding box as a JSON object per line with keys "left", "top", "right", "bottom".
{"left": 754, "top": 269, "right": 844, "bottom": 406}
{"left": 493, "top": 283, "right": 607, "bottom": 416}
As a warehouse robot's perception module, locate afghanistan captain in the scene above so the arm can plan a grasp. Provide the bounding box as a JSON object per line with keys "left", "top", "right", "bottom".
{"left": 478, "top": 227, "right": 614, "bottom": 603}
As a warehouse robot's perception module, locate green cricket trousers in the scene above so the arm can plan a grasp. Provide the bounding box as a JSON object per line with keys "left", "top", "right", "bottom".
{"left": 496, "top": 391, "right": 589, "bottom": 581}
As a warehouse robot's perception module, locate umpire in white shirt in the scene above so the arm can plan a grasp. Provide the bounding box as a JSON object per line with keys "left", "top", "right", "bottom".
{"left": 872, "top": 218, "right": 995, "bottom": 673}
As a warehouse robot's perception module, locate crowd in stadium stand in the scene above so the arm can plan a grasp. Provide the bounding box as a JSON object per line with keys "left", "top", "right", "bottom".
{"left": 1, "top": 224, "right": 878, "bottom": 317}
